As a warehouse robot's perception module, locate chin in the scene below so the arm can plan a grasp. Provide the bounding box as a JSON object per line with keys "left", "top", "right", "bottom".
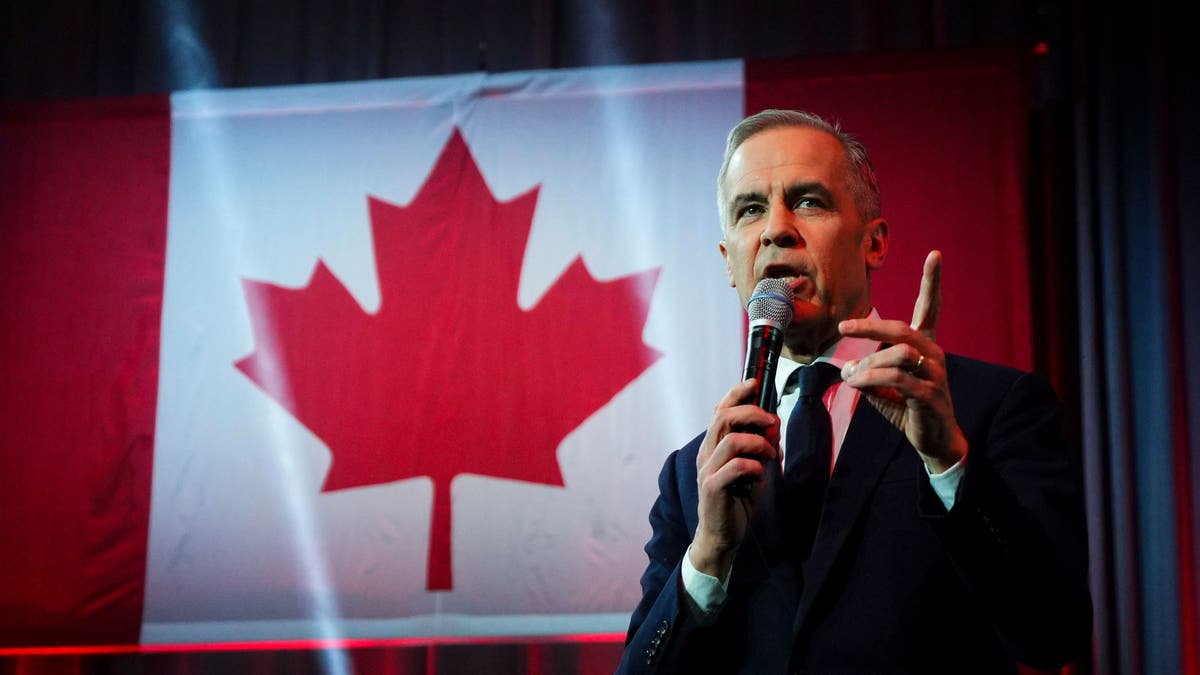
{"left": 787, "top": 315, "right": 833, "bottom": 339}
{"left": 790, "top": 301, "right": 828, "bottom": 324}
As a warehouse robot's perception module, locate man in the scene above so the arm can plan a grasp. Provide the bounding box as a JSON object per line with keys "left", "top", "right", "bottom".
{"left": 617, "top": 110, "right": 1092, "bottom": 674}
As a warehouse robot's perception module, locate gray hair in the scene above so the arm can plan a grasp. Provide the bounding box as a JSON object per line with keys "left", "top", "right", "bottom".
{"left": 716, "top": 109, "right": 881, "bottom": 228}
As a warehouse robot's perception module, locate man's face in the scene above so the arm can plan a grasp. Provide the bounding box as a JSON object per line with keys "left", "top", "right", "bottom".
{"left": 719, "top": 125, "right": 888, "bottom": 356}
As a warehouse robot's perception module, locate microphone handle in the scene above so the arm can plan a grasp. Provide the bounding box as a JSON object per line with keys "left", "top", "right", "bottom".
{"left": 743, "top": 324, "right": 784, "bottom": 414}
{"left": 729, "top": 324, "right": 784, "bottom": 497}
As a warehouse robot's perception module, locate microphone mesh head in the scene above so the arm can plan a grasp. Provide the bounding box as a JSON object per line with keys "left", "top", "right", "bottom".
{"left": 747, "top": 278, "right": 795, "bottom": 326}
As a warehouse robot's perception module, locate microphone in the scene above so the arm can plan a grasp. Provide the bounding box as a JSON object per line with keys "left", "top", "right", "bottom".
{"left": 742, "top": 278, "right": 794, "bottom": 413}
{"left": 728, "top": 278, "right": 793, "bottom": 497}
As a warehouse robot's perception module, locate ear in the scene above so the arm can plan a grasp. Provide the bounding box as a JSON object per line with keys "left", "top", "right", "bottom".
{"left": 718, "top": 239, "right": 736, "bottom": 287}
{"left": 864, "top": 218, "right": 889, "bottom": 271}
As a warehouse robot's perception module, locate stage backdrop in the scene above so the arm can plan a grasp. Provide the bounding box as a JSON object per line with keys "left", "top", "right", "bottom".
{"left": 0, "top": 52, "right": 1030, "bottom": 652}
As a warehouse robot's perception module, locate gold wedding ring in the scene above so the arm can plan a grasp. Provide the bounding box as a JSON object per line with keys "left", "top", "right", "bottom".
{"left": 914, "top": 355, "right": 926, "bottom": 372}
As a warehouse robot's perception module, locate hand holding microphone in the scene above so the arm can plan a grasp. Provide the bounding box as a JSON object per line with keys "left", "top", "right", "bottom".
{"left": 691, "top": 279, "right": 795, "bottom": 576}
{"left": 727, "top": 279, "right": 794, "bottom": 496}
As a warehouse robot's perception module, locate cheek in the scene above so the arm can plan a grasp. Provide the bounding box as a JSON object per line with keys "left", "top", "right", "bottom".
{"left": 830, "top": 251, "right": 870, "bottom": 300}
{"left": 813, "top": 240, "right": 863, "bottom": 300}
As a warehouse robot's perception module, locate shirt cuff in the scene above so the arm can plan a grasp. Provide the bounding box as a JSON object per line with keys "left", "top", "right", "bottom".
{"left": 680, "top": 544, "right": 730, "bottom": 625}
{"left": 926, "top": 457, "right": 966, "bottom": 511}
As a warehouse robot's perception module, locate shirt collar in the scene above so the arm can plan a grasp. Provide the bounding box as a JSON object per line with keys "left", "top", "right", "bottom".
{"left": 774, "top": 308, "right": 882, "bottom": 398}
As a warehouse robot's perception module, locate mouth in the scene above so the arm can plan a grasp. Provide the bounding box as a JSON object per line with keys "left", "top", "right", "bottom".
{"left": 761, "top": 264, "right": 811, "bottom": 292}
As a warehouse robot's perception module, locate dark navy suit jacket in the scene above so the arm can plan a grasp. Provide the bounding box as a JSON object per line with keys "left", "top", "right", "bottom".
{"left": 617, "top": 355, "right": 1092, "bottom": 675}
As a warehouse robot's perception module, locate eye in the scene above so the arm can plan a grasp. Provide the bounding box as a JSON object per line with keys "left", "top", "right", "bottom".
{"left": 736, "top": 204, "right": 765, "bottom": 220}
{"left": 794, "top": 196, "right": 824, "bottom": 210}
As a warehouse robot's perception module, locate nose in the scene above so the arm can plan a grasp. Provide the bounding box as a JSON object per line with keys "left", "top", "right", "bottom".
{"left": 760, "top": 204, "right": 801, "bottom": 248}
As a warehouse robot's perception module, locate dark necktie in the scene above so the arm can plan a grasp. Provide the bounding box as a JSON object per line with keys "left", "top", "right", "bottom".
{"left": 782, "top": 361, "right": 841, "bottom": 556}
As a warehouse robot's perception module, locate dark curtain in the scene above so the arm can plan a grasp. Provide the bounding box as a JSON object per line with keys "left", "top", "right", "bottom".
{"left": 2, "top": 1, "right": 1197, "bottom": 674}
{"left": 2, "top": 0, "right": 1045, "bottom": 101}
{"left": 1068, "top": 2, "right": 1200, "bottom": 675}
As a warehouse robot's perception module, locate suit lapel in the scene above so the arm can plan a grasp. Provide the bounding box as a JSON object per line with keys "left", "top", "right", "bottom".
{"left": 791, "top": 396, "right": 907, "bottom": 637}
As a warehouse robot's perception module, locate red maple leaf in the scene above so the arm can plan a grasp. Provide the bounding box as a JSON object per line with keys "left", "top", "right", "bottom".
{"left": 235, "top": 129, "right": 662, "bottom": 591}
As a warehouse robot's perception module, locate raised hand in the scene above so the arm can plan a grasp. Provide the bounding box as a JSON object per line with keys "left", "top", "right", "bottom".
{"left": 837, "top": 251, "right": 968, "bottom": 472}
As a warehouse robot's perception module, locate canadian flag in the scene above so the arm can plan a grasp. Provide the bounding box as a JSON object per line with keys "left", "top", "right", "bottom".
{"left": 0, "top": 54, "right": 1030, "bottom": 648}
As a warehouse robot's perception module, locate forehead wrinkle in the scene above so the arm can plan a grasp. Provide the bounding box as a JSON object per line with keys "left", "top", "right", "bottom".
{"left": 721, "top": 127, "right": 849, "bottom": 225}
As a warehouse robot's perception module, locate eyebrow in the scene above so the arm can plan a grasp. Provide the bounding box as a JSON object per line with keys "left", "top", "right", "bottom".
{"left": 784, "top": 182, "right": 835, "bottom": 209}
{"left": 727, "top": 181, "right": 837, "bottom": 221}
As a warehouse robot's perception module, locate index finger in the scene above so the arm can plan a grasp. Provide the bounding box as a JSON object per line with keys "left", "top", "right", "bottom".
{"left": 717, "top": 378, "right": 762, "bottom": 410}
{"left": 910, "top": 250, "right": 942, "bottom": 339}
